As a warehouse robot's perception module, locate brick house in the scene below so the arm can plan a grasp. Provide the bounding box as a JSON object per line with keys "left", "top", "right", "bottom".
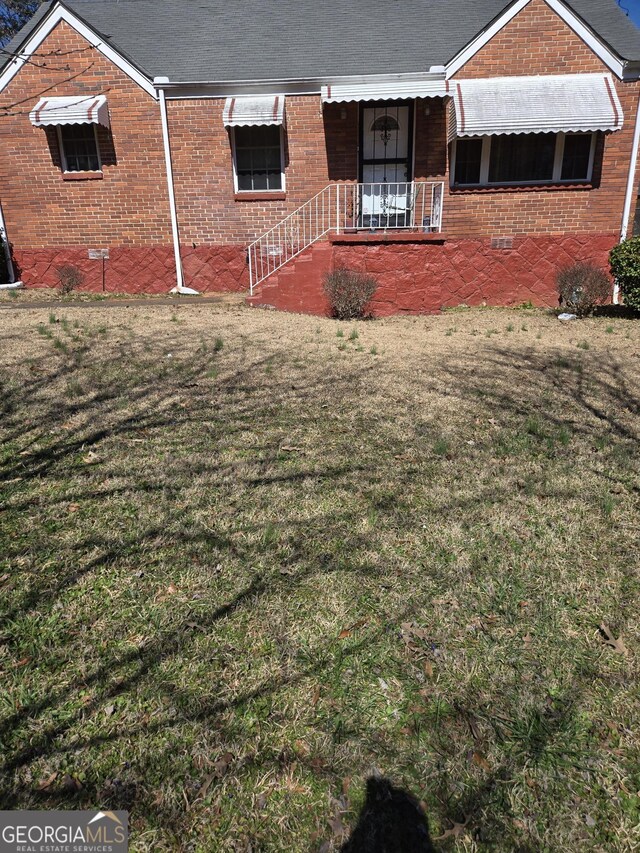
{"left": 1, "top": 0, "right": 640, "bottom": 315}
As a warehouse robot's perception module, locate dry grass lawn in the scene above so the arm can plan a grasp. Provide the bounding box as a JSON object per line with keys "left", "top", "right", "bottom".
{"left": 0, "top": 299, "right": 639, "bottom": 851}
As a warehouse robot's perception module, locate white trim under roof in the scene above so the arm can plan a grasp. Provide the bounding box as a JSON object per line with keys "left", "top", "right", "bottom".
{"left": 0, "top": 1, "right": 156, "bottom": 98}
{"left": 321, "top": 77, "right": 447, "bottom": 103}
{"left": 451, "top": 74, "right": 624, "bottom": 136}
{"left": 29, "top": 94, "right": 110, "bottom": 127}
{"left": 223, "top": 95, "right": 285, "bottom": 127}
{"left": 446, "top": 0, "right": 625, "bottom": 80}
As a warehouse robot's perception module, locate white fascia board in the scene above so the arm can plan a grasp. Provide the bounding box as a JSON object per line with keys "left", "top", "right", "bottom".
{"left": 446, "top": 0, "right": 625, "bottom": 80}
{"left": 0, "top": 2, "right": 156, "bottom": 98}
{"left": 154, "top": 70, "right": 447, "bottom": 100}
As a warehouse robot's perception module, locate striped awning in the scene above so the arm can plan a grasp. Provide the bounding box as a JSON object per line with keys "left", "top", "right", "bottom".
{"left": 451, "top": 74, "right": 623, "bottom": 137}
{"left": 321, "top": 78, "right": 448, "bottom": 103}
{"left": 29, "top": 95, "right": 110, "bottom": 127}
{"left": 223, "top": 95, "right": 285, "bottom": 127}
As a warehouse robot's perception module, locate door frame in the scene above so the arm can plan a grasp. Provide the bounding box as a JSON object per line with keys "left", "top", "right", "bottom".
{"left": 358, "top": 100, "right": 414, "bottom": 183}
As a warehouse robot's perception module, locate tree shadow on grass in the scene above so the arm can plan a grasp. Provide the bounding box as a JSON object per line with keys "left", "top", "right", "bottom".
{"left": 0, "top": 320, "right": 638, "bottom": 846}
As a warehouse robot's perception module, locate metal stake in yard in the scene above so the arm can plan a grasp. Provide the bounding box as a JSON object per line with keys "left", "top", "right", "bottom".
{"left": 89, "top": 248, "right": 109, "bottom": 292}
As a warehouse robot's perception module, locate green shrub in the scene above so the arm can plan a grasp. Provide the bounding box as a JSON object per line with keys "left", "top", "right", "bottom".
{"left": 609, "top": 237, "right": 640, "bottom": 310}
{"left": 556, "top": 262, "right": 610, "bottom": 317}
{"left": 323, "top": 268, "right": 377, "bottom": 320}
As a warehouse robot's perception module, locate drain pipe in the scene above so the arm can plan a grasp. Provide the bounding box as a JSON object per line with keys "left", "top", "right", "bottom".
{"left": 0, "top": 198, "right": 21, "bottom": 289}
{"left": 155, "top": 77, "right": 199, "bottom": 295}
{"left": 617, "top": 89, "right": 640, "bottom": 304}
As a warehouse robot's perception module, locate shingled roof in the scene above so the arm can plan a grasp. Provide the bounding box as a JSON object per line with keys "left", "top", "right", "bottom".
{"left": 4, "top": 0, "right": 640, "bottom": 83}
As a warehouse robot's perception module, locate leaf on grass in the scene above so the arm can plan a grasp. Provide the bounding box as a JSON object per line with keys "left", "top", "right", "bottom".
{"left": 585, "top": 814, "right": 596, "bottom": 827}
{"left": 68, "top": 503, "right": 80, "bottom": 513}
{"left": 467, "top": 715, "right": 481, "bottom": 741}
{"left": 599, "top": 623, "right": 628, "bottom": 655}
{"left": 328, "top": 814, "right": 347, "bottom": 838}
{"left": 311, "top": 685, "right": 321, "bottom": 707}
{"left": 472, "top": 751, "right": 491, "bottom": 771}
{"left": 213, "top": 752, "right": 233, "bottom": 777}
{"left": 435, "top": 815, "right": 470, "bottom": 840}
{"left": 61, "top": 775, "right": 82, "bottom": 793}
{"left": 401, "top": 622, "right": 430, "bottom": 641}
{"left": 37, "top": 772, "right": 58, "bottom": 791}
{"left": 166, "top": 583, "right": 178, "bottom": 595}
{"left": 281, "top": 445, "right": 303, "bottom": 452}
{"left": 82, "top": 451, "right": 100, "bottom": 464}
{"left": 197, "top": 774, "right": 213, "bottom": 800}
{"left": 424, "top": 661, "right": 434, "bottom": 678}
{"left": 338, "top": 618, "right": 367, "bottom": 639}
{"left": 104, "top": 704, "right": 115, "bottom": 717}
{"left": 523, "top": 633, "right": 533, "bottom": 650}
{"left": 15, "top": 657, "right": 31, "bottom": 668}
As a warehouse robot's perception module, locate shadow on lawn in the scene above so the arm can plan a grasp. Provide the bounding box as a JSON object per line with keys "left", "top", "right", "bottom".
{"left": 0, "top": 324, "right": 638, "bottom": 846}
{"left": 340, "top": 776, "right": 436, "bottom": 853}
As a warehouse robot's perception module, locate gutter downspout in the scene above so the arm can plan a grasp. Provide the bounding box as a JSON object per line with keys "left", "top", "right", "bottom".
{"left": 0, "top": 199, "right": 21, "bottom": 289}
{"left": 156, "top": 78, "right": 199, "bottom": 295}
{"left": 618, "top": 89, "right": 640, "bottom": 304}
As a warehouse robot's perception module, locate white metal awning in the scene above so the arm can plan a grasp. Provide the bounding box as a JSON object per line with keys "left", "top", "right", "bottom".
{"left": 321, "top": 78, "right": 448, "bottom": 103}
{"left": 29, "top": 95, "right": 110, "bottom": 127}
{"left": 223, "top": 95, "right": 285, "bottom": 127}
{"left": 451, "top": 74, "right": 623, "bottom": 137}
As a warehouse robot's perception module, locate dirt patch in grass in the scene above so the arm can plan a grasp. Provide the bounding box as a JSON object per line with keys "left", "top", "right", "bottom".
{"left": 1, "top": 304, "right": 639, "bottom": 851}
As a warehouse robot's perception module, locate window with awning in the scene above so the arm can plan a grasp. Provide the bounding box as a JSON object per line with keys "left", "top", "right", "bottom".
{"left": 449, "top": 74, "right": 623, "bottom": 187}
{"left": 29, "top": 95, "right": 110, "bottom": 128}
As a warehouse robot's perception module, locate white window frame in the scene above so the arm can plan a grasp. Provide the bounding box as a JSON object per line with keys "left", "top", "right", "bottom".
{"left": 57, "top": 124, "right": 102, "bottom": 174}
{"left": 450, "top": 132, "right": 597, "bottom": 188}
{"left": 231, "top": 125, "right": 286, "bottom": 194}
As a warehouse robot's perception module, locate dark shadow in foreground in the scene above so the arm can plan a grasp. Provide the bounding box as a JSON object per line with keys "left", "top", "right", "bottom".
{"left": 340, "top": 777, "right": 436, "bottom": 853}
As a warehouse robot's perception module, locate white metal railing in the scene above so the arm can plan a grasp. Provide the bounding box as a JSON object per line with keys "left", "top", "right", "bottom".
{"left": 248, "top": 181, "right": 445, "bottom": 292}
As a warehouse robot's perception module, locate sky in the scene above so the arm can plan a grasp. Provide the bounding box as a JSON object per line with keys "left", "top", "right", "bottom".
{"left": 619, "top": 0, "right": 640, "bottom": 27}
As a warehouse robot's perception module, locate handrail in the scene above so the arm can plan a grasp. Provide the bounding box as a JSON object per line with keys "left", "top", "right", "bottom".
{"left": 247, "top": 181, "right": 444, "bottom": 292}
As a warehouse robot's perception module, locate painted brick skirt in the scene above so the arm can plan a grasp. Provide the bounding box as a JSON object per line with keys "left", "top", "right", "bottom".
{"left": 13, "top": 234, "right": 616, "bottom": 312}
{"left": 251, "top": 233, "right": 619, "bottom": 316}
{"left": 12, "top": 245, "right": 249, "bottom": 294}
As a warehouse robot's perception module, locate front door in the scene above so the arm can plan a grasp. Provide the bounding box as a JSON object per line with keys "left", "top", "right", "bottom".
{"left": 359, "top": 103, "right": 413, "bottom": 228}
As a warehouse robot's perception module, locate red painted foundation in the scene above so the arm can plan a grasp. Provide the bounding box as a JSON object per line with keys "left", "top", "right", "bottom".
{"left": 248, "top": 233, "right": 618, "bottom": 316}
{"left": 14, "top": 234, "right": 617, "bottom": 314}
{"left": 13, "top": 245, "right": 249, "bottom": 294}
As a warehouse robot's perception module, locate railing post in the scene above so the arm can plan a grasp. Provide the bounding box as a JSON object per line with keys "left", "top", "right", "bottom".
{"left": 335, "top": 184, "right": 340, "bottom": 235}
{"left": 248, "top": 246, "right": 253, "bottom": 295}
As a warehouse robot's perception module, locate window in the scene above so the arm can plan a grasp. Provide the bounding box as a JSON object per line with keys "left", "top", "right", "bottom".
{"left": 453, "top": 138, "right": 483, "bottom": 185}
{"left": 58, "top": 124, "right": 101, "bottom": 172}
{"left": 452, "top": 132, "right": 596, "bottom": 187}
{"left": 560, "top": 133, "right": 593, "bottom": 181}
{"left": 488, "top": 133, "right": 556, "bottom": 183}
{"left": 233, "top": 125, "right": 284, "bottom": 192}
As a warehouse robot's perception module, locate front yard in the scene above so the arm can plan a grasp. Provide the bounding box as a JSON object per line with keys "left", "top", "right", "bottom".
{"left": 0, "top": 301, "right": 638, "bottom": 851}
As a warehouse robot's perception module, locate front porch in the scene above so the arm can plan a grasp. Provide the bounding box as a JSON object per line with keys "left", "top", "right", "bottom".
{"left": 247, "top": 179, "right": 446, "bottom": 293}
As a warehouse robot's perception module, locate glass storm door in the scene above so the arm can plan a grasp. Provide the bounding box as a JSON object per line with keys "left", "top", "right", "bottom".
{"left": 359, "top": 104, "right": 412, "bottom": 228}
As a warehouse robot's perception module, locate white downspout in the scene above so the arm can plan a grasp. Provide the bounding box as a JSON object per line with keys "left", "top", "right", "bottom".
{"left": 156, "top": 78, "right": 199, "bottom": 295}
{"left": 0, "top": 198, "right": 21, "bottom": 288}
{"left": 617, "top": 89, "right": 640, "bottom": 304}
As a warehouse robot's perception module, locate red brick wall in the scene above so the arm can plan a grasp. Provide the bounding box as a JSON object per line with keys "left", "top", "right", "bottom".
{"left": 167, "top": 96, "right": 339, "bottom": 247}
{"left": 0, "top": 20, "right": 171, "bottom": 248}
